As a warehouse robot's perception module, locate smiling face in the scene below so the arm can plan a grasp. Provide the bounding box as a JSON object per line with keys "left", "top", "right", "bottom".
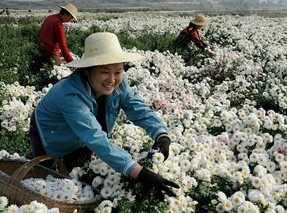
{"left": 85, "top": 63, "right": 124, "bottom": 98}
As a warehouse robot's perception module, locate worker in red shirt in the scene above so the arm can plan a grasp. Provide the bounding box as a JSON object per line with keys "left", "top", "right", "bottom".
{"left": 38, "top": 3, "right": 78, "bottom": 65}
{"left": 176, "top": 14, "right": 213, "bottom": 51}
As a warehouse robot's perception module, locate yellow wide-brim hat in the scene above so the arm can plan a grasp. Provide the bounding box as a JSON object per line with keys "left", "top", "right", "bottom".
{"left": 66, "top": 32, "right": 143, "bottom": 68}
{"left": 59, "top": 3, "right": 78, "bottom": 22}
{"left": 190, "top": 14, "right": 208, "bottom": 26}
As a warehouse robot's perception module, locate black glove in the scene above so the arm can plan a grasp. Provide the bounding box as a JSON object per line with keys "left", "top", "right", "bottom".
{"left": 152, "top": 136, "right": 171, "bottom": 161}
{"left": 137, "top": 167, "right": 180, "bottom": 198}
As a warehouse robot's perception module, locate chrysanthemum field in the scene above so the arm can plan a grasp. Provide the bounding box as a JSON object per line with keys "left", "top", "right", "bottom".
{"left": 0, "top": 11, "right": 287, "bottom": 212}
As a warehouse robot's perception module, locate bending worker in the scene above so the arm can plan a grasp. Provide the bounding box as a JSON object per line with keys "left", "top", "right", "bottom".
{"left": 29, "top": 32, "right": 180, "bottom": 197}
{"left": 37, "top": 3, "right": 77, "bottom": 65}
{"left": 176, "top": 13, "right": 213, "bottom": 50}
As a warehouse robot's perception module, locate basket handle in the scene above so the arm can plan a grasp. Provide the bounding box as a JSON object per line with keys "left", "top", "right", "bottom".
{"left": 8, "top": 155, "right": 69, "bottom": 187}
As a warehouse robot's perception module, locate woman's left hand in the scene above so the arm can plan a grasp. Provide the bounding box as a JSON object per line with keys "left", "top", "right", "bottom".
{"left": 152, "top": 136, "right": 171, "bottom": 161}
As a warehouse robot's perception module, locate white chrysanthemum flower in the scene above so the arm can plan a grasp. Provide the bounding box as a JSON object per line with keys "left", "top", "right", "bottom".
{"left": 169, "top": 133, "right": 177, "bottom": 142}
{"left": 9, "top": 152, "right": 21, "bottom": 160}
{"left": 174, "top": 195, "right": 189, "bottom": 212}
{"left": 215, "top": 203, "right": 225, "bottom": 213}
{"left": 170, "top": 143, "right": 180, "bottom": 155}
{"left": 124, "top": 189, "right": 135, "bottom": 202}
{"left": 217, "top": 191, "right": 228, "bottom": 203}
{"left": 150, "top": 164, "right": 159, "bottom": 173}
{"left": 212, "top": 118, "right": 222, "bottom": 127}
{"left": 128, "top": 139, "right": 140, "bottom": 153}
{"left": 279, "top": 161, "right": 287, "bottom": 172}
{"left": 101, "top": 206, "right": 112, "bottom": 213}
{"left": 254, "top": 165, "right": 267, "bottom": 177}
{"left": 188, "top": 139, "right": 198, "bottom": 151}
{"left": 263, "top": 117, "right": 273, "bottom": 129}
{"left": 244, "top": 127, "right": 253, "bottom": 135}
{"left": 98, "top": 200, "right": 113, "bottom": 210}
{"left": 169, "top": 203, "right": 180, "bottom": 213}
{"left": 266, "top": 160, "right": 276, "bottom": 173}
{"left": 63, "top": 181, "right": 77, "bottom": 194}
{"left": 189, "top": 154, "right": 202, "bottom": 171}
{"left": 231, "top": 194, "right": 244, "bottom": 206}
{"left": 248, "top": 189, "right": 265, "bottom": 203}
{"left": 69, "top": 167, "right": 85, "bottom": 179}
{"left": 101, "top": 186, "right": 114, "bottom": 199}
{"left": 237, "top": 201, "right": 260, "bottom": 213}
{"left": 274, "top": 152, "right": 285, "bottom": 163}
{"left": 251, "top": 176, "right": 263, "bottom": 188}
{"left": 52, "top": 190, "right": 66, "bottom": 201}
{"left": 30, "top": 200, "right": 49, "bottom": 212}
{"left": 99, "top": 162, "right": 109, "bottom": 176}
{"left": 152, "top": 152, "right": 164, "bottom": 164}
{"left": 257, "top": 153, "right": 267, "bottom": 165}
{"left": 183, "top": 119, "right": 192, "bottom": 128}
{"left": 274, "top": 170, "right": 287, "bottom": 180}
{"left": 39, "top": 188, "right": 53, "bottom": 198}
{"left": 19, "top": 203, "right": 36, "bottom": 212}
{"left": 180, "top": 159, "right": 191, "bottom": 172}
{"left": 249, "top": 153, "right": 258, "bottom": 163}
{"left": 106, "top": 174, "right": 121, "bottom": 186}
{"left": 80, "top": 185, "right": 94, "bottom": 201}
{"left": 233, "top": 172, "right": 244, "bottom": 184}
{"left": 275, "top": 205, "right": 285, "bottom": 213}
{"left": 90, "top": 162, "right": 100, "bottom": 174}
{"left": 261, "top": 133, "right": 273, "bottom": 143}
{"left": 195, "top": 168, "right": 211, "bottom": 182}
{"left": 0, "top": 196, "right": 8, "bottom": 209}
{"left": 236, "top": 144, "right": 247, "bottom": 153}
{"left": 0, "top": 150, "right": 10, "bottom": 159}
{"left": 169, "top": 164, "right": 181, "bottom": 176}
{"left": 246, "top": 134, "right": 256, "bottom": 147}
{"left": 92, "top": 176, "right": 104, "bottom": 188}
{"left": 223, "top": 200, "right": 233, "bottom": 211}
{"left": 6, "top": 204, "right": 19, "bottom": 213}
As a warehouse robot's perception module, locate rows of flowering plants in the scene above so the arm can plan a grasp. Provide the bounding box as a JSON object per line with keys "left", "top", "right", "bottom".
{"left": 1, "top": 12, "right": 287, "bottom": 212}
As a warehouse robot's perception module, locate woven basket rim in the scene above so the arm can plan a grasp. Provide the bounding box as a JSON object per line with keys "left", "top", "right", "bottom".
{"left": 0, "top": 157, "right": 102, "bottom": 211}
{"left": 0, "top": 178, "right": 102, "bottom": 205}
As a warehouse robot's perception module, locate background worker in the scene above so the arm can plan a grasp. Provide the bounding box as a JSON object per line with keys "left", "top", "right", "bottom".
{"left": 37, "top": 3, "right": 78, "bottom": 65}
{"left": 176, "top": 14, "right": 213, "bottom": 50}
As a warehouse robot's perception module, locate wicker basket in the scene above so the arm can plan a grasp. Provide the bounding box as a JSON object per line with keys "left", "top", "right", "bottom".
{"left": 0, "top": 155, "right": 102, "bottom": 212}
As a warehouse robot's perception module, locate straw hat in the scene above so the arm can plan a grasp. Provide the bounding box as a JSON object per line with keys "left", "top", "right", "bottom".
{"left": 190, "top": 14, "right": 208, "bottom": 26}
{"left": 66, "top": 32, "right": 143, "bottom": 68}
{"left": 59, "top": 3, "right": 78, "bottom": 22}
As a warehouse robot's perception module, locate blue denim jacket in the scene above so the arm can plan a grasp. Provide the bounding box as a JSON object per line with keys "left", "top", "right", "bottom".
{"left": 35, "top": 70, "right": 168, "bottom": 176}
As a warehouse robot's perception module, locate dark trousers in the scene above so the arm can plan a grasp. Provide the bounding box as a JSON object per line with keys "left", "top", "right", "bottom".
{"left": 29, "top": 111, "right": 92, "bottom": 172}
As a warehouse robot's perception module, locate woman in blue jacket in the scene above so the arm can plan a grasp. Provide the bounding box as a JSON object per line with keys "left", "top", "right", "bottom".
{"left": 29, "top": 32, "right": 179, "bottom": 197}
